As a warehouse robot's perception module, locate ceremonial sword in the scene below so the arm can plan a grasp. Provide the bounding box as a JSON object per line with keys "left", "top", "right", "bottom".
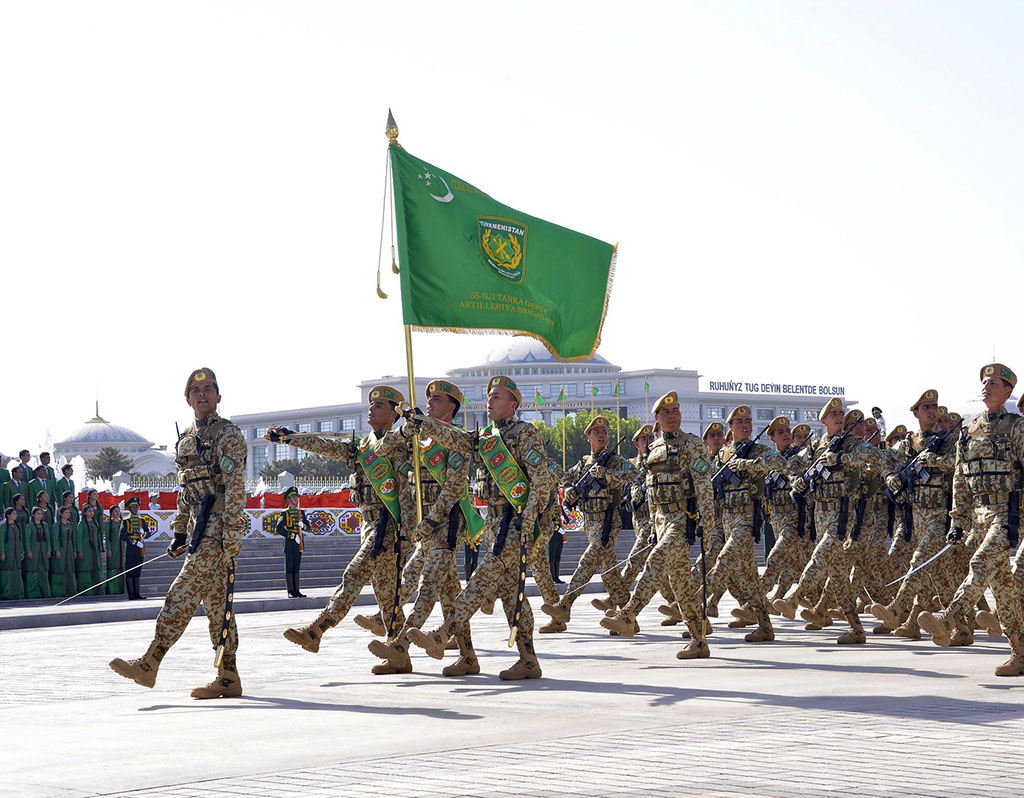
{"left": 884, "top": 542, "right": 954, "bottom": 588}
{"left": 53, "top": 546, "right": 187, "bottom": 607}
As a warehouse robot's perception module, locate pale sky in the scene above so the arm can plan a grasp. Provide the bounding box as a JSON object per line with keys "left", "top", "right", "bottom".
{"left": 2, "top": 1, "right": 1022, "bottom": 457}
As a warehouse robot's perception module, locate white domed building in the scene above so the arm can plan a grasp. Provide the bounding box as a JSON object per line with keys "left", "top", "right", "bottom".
{"left": 54, "top": 405, "right": 175, "bottom": 476}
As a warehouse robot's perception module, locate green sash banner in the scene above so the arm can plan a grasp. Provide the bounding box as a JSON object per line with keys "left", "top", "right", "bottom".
{"left": 478, "top": 425, "right": 542, "bottom": 544}
{"left": 357, "top": 437, "right": 402, "bottom": 527}
{"left": 390, "top": 145, "right": 615, "bottom": 361}
{"left": 419, "top": 436, "right": 485, "bottom": 547}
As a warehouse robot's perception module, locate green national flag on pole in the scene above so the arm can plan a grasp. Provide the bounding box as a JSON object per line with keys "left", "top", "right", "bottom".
{"left": 535, "top": 390, "right": 545, "bottom": 406}
{"left": 557, "top": 387, "right": 565, "bottom": 402}
{"left": 644, "top": 378, "right": 650, "bottom": 395}
{"left": 389, "top": 145, "right": 615, "bottom": 361}
{"left": 613, "top": 381, "right": 622, "bottom": 396}
{"left": 591, "top": 384, "right": 599, "bottom": 397}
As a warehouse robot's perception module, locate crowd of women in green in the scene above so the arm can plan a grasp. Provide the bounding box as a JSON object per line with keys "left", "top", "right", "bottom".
{"left": 0, "top": 491, "right": 131, "bottom": 600}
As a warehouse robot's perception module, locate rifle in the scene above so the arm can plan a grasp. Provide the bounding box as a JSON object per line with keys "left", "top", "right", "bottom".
{"left": 764, "top": 440, "right": 808, "bottom": 500}
{"left": 886, "top": 423, "right": 961, "bottom": 505}
{"left": 711, "top": 424, "right": 771, "bottom": 499}
{"left": 801, "top": 422, "right": 858, "bottom": 494}
{"left": 565, "top": 434, "right": 627, "bottom": 508}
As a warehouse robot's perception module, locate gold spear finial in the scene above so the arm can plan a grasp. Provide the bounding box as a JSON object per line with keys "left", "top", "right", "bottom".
{"left": 386, "top": 109, "right": 400, "bottom": 147}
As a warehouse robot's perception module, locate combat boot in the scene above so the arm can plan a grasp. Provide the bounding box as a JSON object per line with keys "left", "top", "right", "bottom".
{"left": 283, "top": 611, "right": 337, "bottom": 653}
{"left": 917, "top": 610, "right": 953, "bottom": 647}
{"left": 800, "top": 608, "right": 830, "bottom": 628}
{"left": 705, "top": 600, "right": 719, "bottom": 618}
{"left": 681, "top": 619, "right": 714, "bottom": 639}
{"left": 872, "top": 623, "right": 894, "bottom": 635}
{"left": 191, "top": 657, "right": 242, "bottom": 699}
{"left": 353, "top": 612, "right": 386, "bottom": 636}
{"left": 995, "top": 636, "right": 1024, "bottom": 677}
{"left": 975, "top": 610, "right": 1003, "bottom": 638}
{"left": 836, "top": 614, "right": 866, "bottom": 645}
{"left": 727, "top": 618, "right": 754, "bottom": 628}
{"left": 109, "top": 640, "right": 168, "bottom": 689}
{"left": 744, "top": 623, "right": 775, "bottom": 643}
{"left": 499, "top": 656, "right": 542, "bottom": 680}
{"left": 445, "top": 638, "right": 460, "bottom": 650}
{"left": 659, "top": 603, "right": 683, "bottom": 621}
{"left": 591, "top": 596, "right": 615, "bottom": 612}
{"left": 367, "top": 629, "right": 410, "bottom": 665}
{"left": 540, "top": 599, "right": 571, "bottom": 624}
{"left": 660, "top": 616, "right": 682, "bottom": 627}
{"left": 949, "top": 626, "right": 974, "bottom": 647}
{"left": 772, "top": 597, "right": 797, "bottom": 620}
{"left": 677, "top": 618, "right": 710, "bottom": 659}
{"left": 732, "top": 606, "right": 758, "bottom": 624}
{"left": 405, "top": 626, "right": 450, "bottom": 659}
{"left": 599, "top": 610, "right": 638, "bottom": 637}
{"left": 893, "top": 619, "right": 921, "bottom": 639}
{"left": 868, "top": 602, "right": 899, "bottom": 629}
{"left": 443, "top": 654, "right": 481, "bottom": 676}
{"left": 539, "top": 619, "right": 567, "bottom": 634}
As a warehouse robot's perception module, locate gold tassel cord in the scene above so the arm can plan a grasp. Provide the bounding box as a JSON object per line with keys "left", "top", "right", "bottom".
{"left": 375, "top": 147, "right": 391, "bottom": 300}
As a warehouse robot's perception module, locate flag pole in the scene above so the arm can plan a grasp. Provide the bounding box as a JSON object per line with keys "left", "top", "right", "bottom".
{"left": 403, "top": 325, "right": 424, "bottom": 525}
{"left": 561, "top": 385, "right": 567, "bottom": 470}
{"left": 615, "top": 380, "right": 621, "bottom": 442}
{"left": 644, "top": 376, "right": 650, "bottom": 427}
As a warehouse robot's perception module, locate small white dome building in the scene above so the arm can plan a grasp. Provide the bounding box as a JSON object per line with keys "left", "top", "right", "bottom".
{"left": 54, "top": 405, "right": 175, "bottom": 476}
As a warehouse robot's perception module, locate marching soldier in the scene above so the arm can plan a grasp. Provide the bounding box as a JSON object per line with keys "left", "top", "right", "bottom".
{"left": 368, "top": 379, "right": 484, "bottom": 676}
{"left": 870, "top": 390, "right": 958, "bottom": 639}
{"left": 773, "top": 400, "right": 879, "bottom": 644}
{"left": 919, "top": 364, "right": 1024, "bottom": 676}
{"left": 760, "top": 416, "right": 812, "bottom": 604}
{"left": 274, "top": 486, "right": 309, "bottom": 598}
{"left": 406, "top": 375, "right": 552, "bottom": 680}
{"left": 272, "top": 385, "right": 415, "bottom": 664}
{"left": 600, "top": 391, "right": 716, "bottom": 660}
{"left": 110, "top": 367, "right": 248, "bottom": 698}
{"left": 541, "top": 416, "right": 633, "bottom": 628}
{"left": 621, "top": 424, "right": 655, "bottom": 588}
{"left": 700, "top": 422, "right": 728, "bottom": 618}
{"left": 703, "top": 406, "right": 778, "bottom": 642}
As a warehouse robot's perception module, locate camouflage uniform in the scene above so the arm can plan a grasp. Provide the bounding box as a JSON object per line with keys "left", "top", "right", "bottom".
{"left": 699, "top": 452, "right": 728, "bottom": 612}
{"left": 706, "top": 437, "right": 782, "bottom": 638}
{"left": 761, "top": 448, "right": 812, "bottom": 599}
{"left": 777, "top": 431, "right": 880, "bottom": 642}
{"left": 622, "top": 454, "right": 653, "bottom": 587}
{"left": 554, "top": 448, "right": 634, "bottom": 615}
{"left": 870, "top": 428, "right": 956, "bottom": 634}
{"left": 369, "top": 419, "right": 479, "bottom": 675}
{"left": 920, "top": 409, "right": 1024, "bottom": 673}
{"left": 406, "top": 413, "right": 552, "bottom": 678}
{"left": 282, "top": 428, "right": 415, "bottom": 653}
{"left": 601, "top": 428, "right": 716, "bottom": 656}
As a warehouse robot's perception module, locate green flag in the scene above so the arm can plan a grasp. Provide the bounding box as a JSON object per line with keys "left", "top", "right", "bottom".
{"left": 557, "top": 387, "right": 565, "bottom": 402}
{"left": 390, "top": 145, "right": 615, "bottom": 361}
{"left": 613, "top": 381, "right": 622, "bottom": 396}
{"left": 591, "top": 384, "right": 599, "bottom": 397}
{"left": 535, "top": 390, "right": 546, "bottom": 406}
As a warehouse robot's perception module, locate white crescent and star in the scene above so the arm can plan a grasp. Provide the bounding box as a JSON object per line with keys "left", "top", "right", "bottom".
{"left": 418, "top": 169, "right": 453, "bottom": 203}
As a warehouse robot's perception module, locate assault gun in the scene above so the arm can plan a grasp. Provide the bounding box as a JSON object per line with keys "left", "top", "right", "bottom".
{"left": 711, "top": 424, "right": 771, "bottom": 499}
{"left": 764, "top": 441, "right": 807, "bottom": 500}
{"left": 886, "top": 422, "right": 961, "bottom": 504}
{"left": 625, "top": 453, "right": 648, "bottom": 515}
{"left": 801, "top": 424, "right": 856, "bottom": 495}
{"left": 566, "top": 434, "right": 627, "bottom": 508}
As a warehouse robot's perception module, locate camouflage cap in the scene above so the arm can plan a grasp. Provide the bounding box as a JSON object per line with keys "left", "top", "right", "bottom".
{"left": 425, "top": 380, "right": 465, "bottom": 406}
{"left": 909, "top": 389, "right": 938, "bottom": 412}
{"left": 886, "top": 424, "right": 908, "bottom": 445}
{"left": 283, "top": 486, "right": 299, "bottom": 500}
{"left": 487, "top": 375, "right": 522, "bottom": 405}
{"left": 185, "top": 367, "right": 218, "bottom": 398}
{"left": 585, "top": 415, "right": 610, "bottom": 435}
{"left": 792, "top": 423, "right": 811, "bottom": 438}
{"left": 766, "top": 416, "right": 791, "bottom": 436}
{"left": 632, "top": 423, "right": 654, "bottom": 442}
{"left": 702, "top": 421, "right": 724, "bottom": 440}
{"left": 652, "top": 390, "right": 678, "bottom": 415}
{"left": 368, "top": 385, "right": 406, "bottom": 408}
{"left": 726, "top": 405, "right": 751, "bottom": 425}
{"left": 980, "top": 363, "right": 1017, "bottom": 388}
{"left": 819, "top": 397, "right": 844, "bottom": 422}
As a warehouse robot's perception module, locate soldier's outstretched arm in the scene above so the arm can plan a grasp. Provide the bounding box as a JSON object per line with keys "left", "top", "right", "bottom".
{"left": 415, "top": 417, "right": 475, "bottom": 456}
{"left": 266, "top": 427, "right": 353, "bottom": 461}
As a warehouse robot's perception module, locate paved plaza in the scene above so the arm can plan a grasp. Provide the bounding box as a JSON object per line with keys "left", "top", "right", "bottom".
{"left": 3, "top": 588, "right": 1022, "bottom": 798}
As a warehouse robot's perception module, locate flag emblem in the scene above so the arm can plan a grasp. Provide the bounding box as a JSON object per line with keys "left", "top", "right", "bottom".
{"left": 478, "top": 217, "right": 527, "bottom": 283}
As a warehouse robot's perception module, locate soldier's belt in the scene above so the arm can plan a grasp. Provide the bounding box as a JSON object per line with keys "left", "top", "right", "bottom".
{"left": 656, "top": 501, "right": 685, "bottom": 514}
{"left": 976, "top": 492, "right": 1013, "bottom": 507}
{"left": 583, "top": 510, "right": 610, "bottom": 522}
{"left": 815, "top": 499, "right": 845, "bottom": 512}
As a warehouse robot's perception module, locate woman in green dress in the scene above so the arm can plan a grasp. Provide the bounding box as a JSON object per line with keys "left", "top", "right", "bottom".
{"left": 105, "top": 504, "right": 125, "bottom": 596}
{"left": 49, "top": 506, "right": 76, "bottom": 598}
{"left": 23, "top": 506, "right": 50, "bottom": 599}
{"left": 12, "top": 493, "right": 30, "bottom": 531}
{"left": 76, "top": 504, "right": 103, "bottom": 596}
{"left": 59, "top": 490, "right": 81, "bottom": 526}
{"left": 83, "top": 489, "right": 103, "bottom": 528}
{"left": 36, "top": 490, "right": 55, "bottom": 525}
{"left": 1, "top": 508, "right": 25, "bottom": 599}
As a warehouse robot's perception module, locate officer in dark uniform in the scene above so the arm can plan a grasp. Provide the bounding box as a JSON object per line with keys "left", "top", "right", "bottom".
{"left": 275, "top": 486, "right": 309, "bottom": 597}
{"left": 120, "top": 497, "right": 149, "bottom": 600}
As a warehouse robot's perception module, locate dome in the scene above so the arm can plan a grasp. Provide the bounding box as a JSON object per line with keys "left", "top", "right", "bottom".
{"left": 483, "top": 337, "right": 609, "bottom": 366}
{"left": 56, "top": 406, "right": 153, "bottom": 447}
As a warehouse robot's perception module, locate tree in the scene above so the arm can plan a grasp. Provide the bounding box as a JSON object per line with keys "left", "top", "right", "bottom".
{"left": 86, "top": 447, "right": 136, "bottom": 481}
{"left": 259, "top": 455, "right": 350, "bottom": 481}
{"left": 533, "top": 409, "right": 644, "bottom": 471}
